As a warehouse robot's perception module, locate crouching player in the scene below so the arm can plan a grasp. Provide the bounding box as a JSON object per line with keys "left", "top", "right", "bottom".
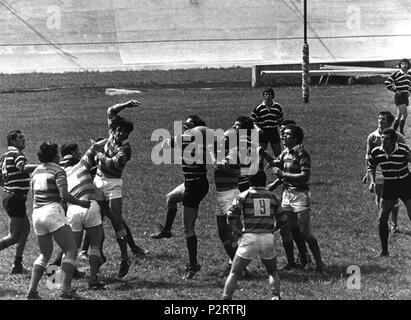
{"left": 60, "top": 142, "right": 106, "bottom": 290}
{"left": 222, "top": 171, "right": 286, "bottom": 300}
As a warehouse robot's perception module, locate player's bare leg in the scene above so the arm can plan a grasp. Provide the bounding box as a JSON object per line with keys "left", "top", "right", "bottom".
{"left": 222, "top": 255, "right": 251, "bottom": 300}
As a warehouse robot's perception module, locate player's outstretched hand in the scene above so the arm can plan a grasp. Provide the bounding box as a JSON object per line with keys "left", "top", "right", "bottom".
{"left": 362, "top": 174, "right": 368, "bottom": 184}
{"left": 127, "top": 100, "right": 141, "bottom": 108}
{"left": 90, "top": 139, "right": 105, "bottom": 153}
{"left": 369, "top": 182, "right": 375, "bottom": 193}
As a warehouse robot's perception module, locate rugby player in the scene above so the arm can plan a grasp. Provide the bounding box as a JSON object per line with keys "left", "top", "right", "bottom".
{"left": 0, "top": 130, "right": 37, "bottom": 274}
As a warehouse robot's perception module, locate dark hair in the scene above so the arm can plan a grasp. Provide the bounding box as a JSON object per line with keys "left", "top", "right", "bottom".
{"left": 263, "top": 87, "right": 275, "bottom": 96}
{"left": 381, "top": 128, "right": 397, "bottom": 143}
{"left": 378, "top": 111, "right": 394, "bottom": 126}
{"left": 248, "top": 171, "right": 267, "bottom": 187}
{"left": 37, "top": 141, "right": 59, "bottom": 163}
{"left": 397, "top": 58, "right": 410, "bottom": 70}
{"left": 285, "top": 124, "right": 304, "bottom": 144}
{"left": 281, "top": 119, "right": 296, "bottom": 127}
{"left": 187, "top": 115, "right": 206, "bottom": 127}
{"left": 7, "top": 130, "right": 22, "bottom": 146}
{"left": 235, "top": 115, "right": 254, "bottom": 131}
{"left": 110, "top": 115, "right": 134, "bottom": 134}
{"left": 60, "top": 143, "right": 79, "bottom": 157}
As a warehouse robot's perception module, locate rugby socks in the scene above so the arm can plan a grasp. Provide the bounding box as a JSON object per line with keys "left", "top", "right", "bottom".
{"left": 186, "top": 235, "right": 198, "bottom": 267}
{"left": 28, "top": 264, "right": 46, "bottom": 294}
{"left": 49, "top": 251, "right": 63, "bottom": 267}
{"left": 88, "top": 249, "right": 101, "bottom": 282}
{"left": 379, "top": 223, "right": 389, "bottom": 254}
{"left": 306, "top": 237, "right": 323, "bottom": 266}
{"left": 282, "top": 240, "right": 295, "bottom": 264}
{"left": 164, "top": 207, "right": 177, "bottom": 231}
{"left": 399, "top": 120, "right": 406, "bottom": 135}
{"left": 223, "top": 240, "right": 236, "bottom": 261}
{"left": 391, "top": 207, "right": 399, "bottom": 229}
{"left": 61, "top": 260, "right": 75, "bottom": 293}
{"left": 122, "top": 220, "right": 137, "bottom": 249}
{"left": 269, "top": 272, "right": 281, "bottom": 299}
{"left": 116, "top": 230, "right": 129, "bottom": 261}
{"left": 13, "top": 255, "right": 23, "bottom": 267}
{"left": 291, "top": 228, "right": 309, "bottom": 265}
{"left": 393, "top": 119, "right": 400, "bottom": 131}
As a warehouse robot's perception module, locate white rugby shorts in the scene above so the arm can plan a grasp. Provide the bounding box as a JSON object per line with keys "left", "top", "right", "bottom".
{"left": 281, "top": 189, "right": 310, "bottom": 212}
{"left": 67, "top": 200, "right": 102, "bottom": 232}
{"left": 32, "top": 203, "right": 67, "bottom": 236}
{"left": 236, "top": 232, "right": 276, "bottom": 260}
{"left": 215, "top": 188, "right": 240, "bottom": 216}
{"left": 93, "top": 175, "right": 123, "bottom": 200}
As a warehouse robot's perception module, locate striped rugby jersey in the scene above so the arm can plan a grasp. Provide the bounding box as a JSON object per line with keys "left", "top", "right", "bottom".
{"left": 368, "top": 142, "right": 411, "bottom": 180}
{"left": 227, "top": 187, "right": 280, "bottom": 233}
{"left": 238, "top": 134, "right": 254, "bottom": 191}
{"left": 97, "top": 114, "right": 131, "bottom": 179}
{"left": 177, "top": 126, "right": 210, "bottom": 182}
{"left": 1, "top": 146, "right": 30, "bottom": 197}
{"left": 366, "top": 129, "right": 406, "bottom": 159}
{"left": 214, "top": 136, "right": 240, "bottom": 191}
{"left": 385, "top": 70, "right": 411, "bottom": 93}
{"left": 31, "top": 162, "right": 67, "bottom": 209}
{"left": 251, "top": 101, "right": 283, "bottom": 130}
{"left": 366, "top": 129, "right": 406, "bottom": 179}
{"left": 278, "top": 144, "right": 310, "bottom": 191}
{"left": 61, "top": 148, "right": 97, "bottom": 200}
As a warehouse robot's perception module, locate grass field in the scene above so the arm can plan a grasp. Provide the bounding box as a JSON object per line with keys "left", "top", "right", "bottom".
{"left": 0, "top": 71, "right": 410, "bottom": 301}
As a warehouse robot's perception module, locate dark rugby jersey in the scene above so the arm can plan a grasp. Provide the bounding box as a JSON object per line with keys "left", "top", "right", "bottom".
{"left": 179, "top": 126, "right": 209, "bottom": 182}
{"left": 385, "top": 70, "right": 411, "bottom": 93}
{"left": 1, "top": 146, "right": 30, "bottom": 197}
{"left": 227, "top": 187, "right": 280, "bottom": 233}
{"left": 368, "top": 143, "right": 411, "bottom": 180}
{"left": 278, "top": 144, "right": 310, "bottom": 191}
{"left": 214, "top": 135, "right": 240, "bottom": 191}
{"left": 238, "top": 134, "right": 253, "bottom": 191}
{"left": 251, "top": 101, "right": 283, "bottom": 130}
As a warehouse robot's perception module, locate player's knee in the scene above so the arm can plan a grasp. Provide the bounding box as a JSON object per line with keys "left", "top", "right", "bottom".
{"left": 89, "top": 246, "right": 101, "bottom": 258}
{"left": 34, "top": 254, "right": 51, "bottom": 268}
{"left": 61, "top": 254, "right": 76, "bottom": 267}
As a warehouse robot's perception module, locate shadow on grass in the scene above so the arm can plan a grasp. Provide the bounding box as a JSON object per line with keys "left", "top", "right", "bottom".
{"left": 0, "top": 287, "right": 20, "bottom": 298}
{"left": 218, "top": 262, "right": 401, "bottom": 284}
{"left": 98, "top": 275, "right": 219, "bottom": 291}
{"left": 133, "top": 252, "right": 180, "bottom": 262}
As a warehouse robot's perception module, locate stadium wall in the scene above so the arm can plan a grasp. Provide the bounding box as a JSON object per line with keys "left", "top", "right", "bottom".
{"left": 0, "top": 0, "right": 410, "bottom": 73}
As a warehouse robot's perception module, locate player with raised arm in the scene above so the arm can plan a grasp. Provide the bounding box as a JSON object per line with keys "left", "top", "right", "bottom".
{"left": 150, "top": 115, "right": 208, "bottom": 242}
{"left": 93, "top": 99, "right": 140, "bottom": 278}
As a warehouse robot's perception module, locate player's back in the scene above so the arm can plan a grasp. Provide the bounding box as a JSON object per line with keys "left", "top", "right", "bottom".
{"left": 238, "top": 187, "right": 280, "bottom": 233}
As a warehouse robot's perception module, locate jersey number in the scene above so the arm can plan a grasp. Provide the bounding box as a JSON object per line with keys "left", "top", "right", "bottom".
{"left": 253, "top": 199, "right": 270, "bottom": 216}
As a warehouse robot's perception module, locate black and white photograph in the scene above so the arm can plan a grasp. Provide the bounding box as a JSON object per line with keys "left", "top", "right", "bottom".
{"left": 0, "top": 0, "right": 410, "bottom": 306}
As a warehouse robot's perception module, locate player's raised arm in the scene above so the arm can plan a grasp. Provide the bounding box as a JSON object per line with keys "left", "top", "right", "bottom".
{"left": 107, "top": 100, "right": 140, "bottom": 117}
